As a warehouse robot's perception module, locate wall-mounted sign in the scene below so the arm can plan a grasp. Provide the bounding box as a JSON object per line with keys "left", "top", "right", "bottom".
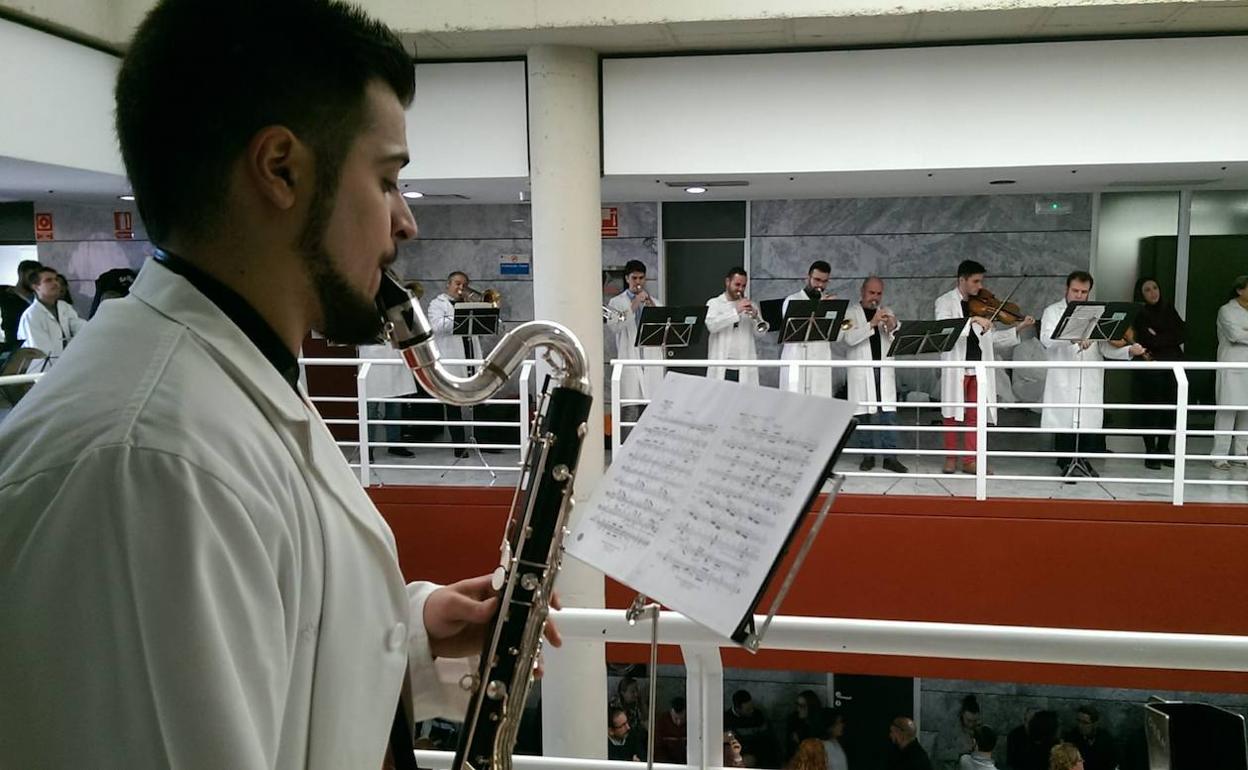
{"left": 34, "top": 212, "right": 54, "bottom": 241}
{"left": 601, "top": 206, "right": 619, "bottom": 238}
{"left": 114, "top": 211, "right": 134, "bottom": 240}
{"left": 500, "top": 253, "right": 531, "bottom": 276}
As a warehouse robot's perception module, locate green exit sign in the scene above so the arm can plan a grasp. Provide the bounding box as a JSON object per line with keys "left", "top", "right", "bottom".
{"left": 1036, "top": 199, "right": 1072, "bottom": 215}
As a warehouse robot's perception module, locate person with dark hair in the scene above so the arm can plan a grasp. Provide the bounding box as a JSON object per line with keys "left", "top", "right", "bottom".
{"left": 429, "top": 270, "right": 481, "bottom": 458}
{"left": 822, "top": 707, "right": 849, "bottom": 770}
{"left": 787, "top": 690, "right": 827, "bottom": 760}
{"left": 0, "top": 2, "right": 509, "bottom": 767}
{"left": 606, "top": 258, "right": 663, "bottom": 427}
{"left": 781, "top": 259, "right": 837, "bottom": 396}
{"left": 937, "top": 694, "right": 982, "bottom": 768}
{"left": 1013, "top": 710, "right": 1062, "bottom": 770}
{"left": 1129, "top": 277, "right": 1185, "bottom": 468}
{"left": 889, "top": 716, "right": 935, "bottom": 770}
{"left": 0, "top": 259, "right": 43, "bottom": 355}
{"left": 706, "top": 266, "right": 768, "bottom": 385}
{"left": 1065, "top": 706, "right": 1116, "bottom": 770}
{"left": 1212, "top": 274, "right": 1248, "bottom": 469}
{"left": 1040, "top": 271, "right": 1144, "bottom": 477}
{"left": 16, "top": 266, "right": 86, "bottom": 365}
{"left": 726, "top": 689, "right": 777, "bottom": 767}
{"left": 608, "top": 705, "right": 645, "bottom": 762}
{"left": 959, "top": 725, "right": 1000, "bottom": 769}
{"left": 653, "top": 696, "right": 688, "bottom": 763}
{"left": 935, "top": 260, "right": 1034, "bottom": 474}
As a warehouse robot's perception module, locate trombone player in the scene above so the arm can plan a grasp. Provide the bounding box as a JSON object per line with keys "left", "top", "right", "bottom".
{"left": 705, "top": 266, "right": 768, "bottom": 386}
{"left": 428, "top": 270, "right": 487, "bottom": 458}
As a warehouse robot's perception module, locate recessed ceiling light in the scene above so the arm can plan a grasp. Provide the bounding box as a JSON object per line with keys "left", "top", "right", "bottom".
{"left": 989, "top": 179, "right": 1017, "bottom": 185}
{"left": 402, "top": 191, "right": 424, "bottom": 199}
{"left": 119, "top": 194, "right": 135, "bottom": 201}
{"left": 684, "top": 186, "right": 707, "bottom": 194}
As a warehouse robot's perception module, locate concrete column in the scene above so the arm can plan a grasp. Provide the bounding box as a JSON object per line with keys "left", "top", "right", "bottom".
{"left": 527, "top": 44, "right": 607, "bottom": 760}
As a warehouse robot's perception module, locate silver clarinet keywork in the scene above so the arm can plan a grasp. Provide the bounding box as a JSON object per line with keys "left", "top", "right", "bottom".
{"left": 376, "top": 272, "right": 592, "bottom": 770}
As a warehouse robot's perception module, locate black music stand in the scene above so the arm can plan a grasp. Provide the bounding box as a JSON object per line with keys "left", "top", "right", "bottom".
{"left": 452, "top": 302, "right": 500, "bottom": 337}
{"left": 887, "top": 318, "right": 967, "bottom": 357}
{"left": 780, "top": 298, "right": 849, "bottom": 345}
{"left": 634, "top": 305, "right": 708, "bottom": 350}
{"left": 1052, "top": 301, "right": 1141, "bottom": 342}
{"left": 758, "top": 298, "right": 785, "bottom": 338}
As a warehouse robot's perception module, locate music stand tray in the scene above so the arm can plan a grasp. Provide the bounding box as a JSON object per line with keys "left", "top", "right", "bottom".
{"left": 781, "top": 299, "right": 849, "bottom": 345}
{"left": 887, "top": 318, "right": 967, "bottom": 357}
{"left": 1052, "top": 301, "right": 1141, "bottom": 342}
{"left": 452, "top": 302, "right": 500, "bottom": 337}
{"left": 635, "top": 305, "right": 708, "bottom": 349}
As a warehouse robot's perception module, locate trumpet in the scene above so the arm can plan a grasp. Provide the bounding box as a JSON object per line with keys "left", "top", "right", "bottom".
{"left": 840, "top": 317, "right": 855, "bottom": 331}
{"left": 741, "top": 301, "right": 770, "bottom": 333}
{"left": 464, "top": 286, "right": 502, "bottom": 307}
{"left": 602, "top": 305, "right": 627, "bottom": 323}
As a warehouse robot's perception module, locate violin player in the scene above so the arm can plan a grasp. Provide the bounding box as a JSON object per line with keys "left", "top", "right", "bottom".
{"left": 934, "top": 260, "right": 1036, "bottom": 474}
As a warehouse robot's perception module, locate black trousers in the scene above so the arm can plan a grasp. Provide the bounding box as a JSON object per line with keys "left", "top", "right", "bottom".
{"left": 445, "top": 405, "right": 466, "bottom": 445}
{"left": 1054, "top": 431, "right": 1106, "bottom": 469}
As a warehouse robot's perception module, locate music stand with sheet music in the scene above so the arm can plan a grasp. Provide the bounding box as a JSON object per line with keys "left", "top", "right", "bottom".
{"left": 780, "top": 298, "right": 850, "bottom": 345}
{"left": 1049, "top": 301, "right": 1141, "bottom": 478}
{"left": 886, "top": 318, "right": 967, "bottom": 357}
{"left": 634, "top": 305, "right": 708, "bottom": 350}
{"left": 452, "top": 302, "right": 500, "bottom": 337}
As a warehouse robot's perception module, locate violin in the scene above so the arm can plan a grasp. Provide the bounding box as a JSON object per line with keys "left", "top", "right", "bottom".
{"left": 967, "top": 288, "right": 1029, "bottom": 326}
{"left": 1108, "top": 325, "right": 1152, "bottom": 360}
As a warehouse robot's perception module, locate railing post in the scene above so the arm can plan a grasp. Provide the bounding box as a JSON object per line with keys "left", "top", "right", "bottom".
{"left": 519, "top": 360, "right": 533, "bottom": 458}
{"left": 974, "top": 363, "right": 989, "bottom": 501}
{"left": 611, "top": 362, "right": 623, "bottom": 457}
{"left": 787, "top": 362, "right": 800, "bottom": 393}
{"left": 680, "top": 642, "right": 724, "bottom": 769}
{"left": 1172, "top": 364, "right": 1189, "bottom": 507}
{"left": 357, "top": 362, "right": 371, "bottom": 487}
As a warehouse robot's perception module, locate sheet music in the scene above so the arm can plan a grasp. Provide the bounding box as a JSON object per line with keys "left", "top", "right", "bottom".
{"left": 1055, "top": 304, "right": 1104, "bottom": 340}
{"left": 567, "top": 373, "right": 855, "bottom": 639}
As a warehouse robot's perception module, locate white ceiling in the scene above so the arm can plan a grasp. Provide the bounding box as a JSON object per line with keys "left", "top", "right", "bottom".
{"left": 0, "top": 155, "right": 130, "bottom": 204}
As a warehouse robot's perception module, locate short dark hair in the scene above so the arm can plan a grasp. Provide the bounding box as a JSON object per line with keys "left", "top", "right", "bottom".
{"left": 726, "top": 266, "right": 747, "bottom": 280}
{"left": 1077, "top": 705, "right": 1099, "bottom": 723}
{"left": 671, "top": 697, "right": 687, "bottom": 713}
{"left": 972, "top": 725, "right": 997, "bottom": 751}
{"left": 115, "top": 0, "right": 415, "bottom": 245}
{"left": 1067, "top": 270, "right": 1094, "bottom": 289}
{"left": 957, "top": 260, "right": 987, "bottom": 279}
{"left": 808, "top": 260, "right": 832, "bottom": 275}
{"left": 17, "top": 261, "right": 44, "bottom": 291}
{"left": 624, "top": 260, "right": 647, "bottom": 276}
{"left": 608, "top": 705, "right": 627, "bottom": 726}
{"left": 30, "top": 267, "right": 57, "bottom": 285}
{"left": 732, "top": 690, "right": 752, "bottom": 708}
{"left": 447, "top": 271, "right": 469, "bottom": 284}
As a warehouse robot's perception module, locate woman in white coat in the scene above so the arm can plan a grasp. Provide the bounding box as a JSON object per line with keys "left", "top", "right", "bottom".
{"left": 607, "top": 259, "right": 664, "bottom": 417}
{"left": 704, "top": 266, "right": 767, "bottom": 386}
{"left": 844, "top": 276, "right": 907, "bottom": 472}
{"left": 935, "top": 261, "right": 1032, "bottom": 474}
{"left": 780, "top": 260, "right": 835, "bottom": 396}
{"left": 1039, "top": 271, "right": 1143, "bottom": 475}
{"left": 17, "top": 267, "right": 85, "bottom": 367}
{"left": 1212, "top": 275, "right": 1248, "bottom": 468}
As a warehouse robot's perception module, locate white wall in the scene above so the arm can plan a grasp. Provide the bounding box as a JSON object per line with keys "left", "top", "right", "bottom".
{"left": 0, "top": 19, "right": 123, "bottom": 176}
{"left": 0, "top": 244, "right": 39, "bottom": 287}
{"left": 603, "top": 37, "right": 1248, "bottom": 176}
{"left": 1094, "top": 192, "right": 1179, "bottom": 303}
{"left": 405, "top": 61, "right": 528, "bottom": 181}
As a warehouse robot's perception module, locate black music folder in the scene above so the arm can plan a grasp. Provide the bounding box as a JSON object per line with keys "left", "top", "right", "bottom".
{"left": 1052, "top": 301, "right": 1141, "bottom": 342}
{"left": 634, "top": 305, "right": 708, "bottom": 349}
{"left": 887, "top": 318, "right": 967, "bottom": 357}
{"left": 452, "top": 302, "right": 500, "bottom": 336}
{"left": 780, "top": 298, "right": 849, "bottom": 344}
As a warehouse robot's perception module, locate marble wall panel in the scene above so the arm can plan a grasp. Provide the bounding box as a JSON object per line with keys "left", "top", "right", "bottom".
{"left": 409, "top": 204, "right": 531, "bottom": 240}
{"left": 752, "top": 195, "right": 1092, "bottom": 236}
{"left": 34, "top": 201, "right": 153, "bottom": 315}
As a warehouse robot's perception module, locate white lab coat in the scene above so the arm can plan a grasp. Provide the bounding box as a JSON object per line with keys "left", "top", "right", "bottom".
{"left": 1038, "top": 298, "right": 1133, "bottom": 430}
{"left": 1216, "top": 298, "right": 1248, "bottom": 405}
{"left": 704, "top": 292, "right": 766, "bottom": 386}
{"left": 842, "top": 301, "right": 899, "bottom": 416}
{"left": 17, "top": 297, "right": 85, "bottom": 359}
{"left": 779, "top": 289, "right": 834, "bottom": 396}
{"left": 607, "top": 289, "right": 664, "bottom": 401}
{"left": 428, "top": 292, "right": 482, "bottom": 378}
{"left": 0, "top": 261, "right": 470, "bottom": 769}
{"left": 934, "top": 288, "right": 1019, "bottom": 423}
{"left": 359, "top": 343, "right": 416, "bottom": 399}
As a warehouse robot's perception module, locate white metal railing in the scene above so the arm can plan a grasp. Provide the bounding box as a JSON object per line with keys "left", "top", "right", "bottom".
{"left": 610, "top": 359, "right": 1248, "bottom": 506}
{"left": 409, "top": 606, "right": 1248, "bottom": 769}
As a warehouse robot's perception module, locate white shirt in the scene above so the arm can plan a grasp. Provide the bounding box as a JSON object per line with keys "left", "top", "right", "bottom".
{"left": 704, "top": 291, "right": 766, "bottom": 386}
{"left": 960, "top": 753, "right": 1001, "bottom": 769}
{"left": 823, "top": 738, "right": 849, "bottom": 770}
{"left": 0, "top": 261, "right": 470, "bottom": 769}
{"left": 17, "top": 297, "right": 85, "bottom": 360}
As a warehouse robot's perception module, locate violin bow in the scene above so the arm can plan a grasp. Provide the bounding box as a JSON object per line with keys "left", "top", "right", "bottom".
{"left": 986, "top": 275, "right": 1027, "bottom": 325}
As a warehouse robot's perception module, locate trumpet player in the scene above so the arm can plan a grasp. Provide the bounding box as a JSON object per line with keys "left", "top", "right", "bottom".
{"left": 705, "top": 266, "right": 768, "bottom": 386}
{"left": 780, "top": 260, "right": 836, "bottom": 397}
{"left": 428, "top": 270, "right": 483, "bottom": 457}
{"left": 844, "top": 276, "right": 907, "bottom": 472}
{"left": 606, "top": 259, "right": 664, "bottom": 424}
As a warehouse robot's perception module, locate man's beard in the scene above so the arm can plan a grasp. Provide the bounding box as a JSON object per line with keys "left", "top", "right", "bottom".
{"left": 298, "top": 191, "right": 386, "bottom": 345}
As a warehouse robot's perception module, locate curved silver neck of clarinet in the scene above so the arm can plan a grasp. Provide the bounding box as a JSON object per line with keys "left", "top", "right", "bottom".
{"left": 376, "top": 271, "right": 591, "bottom": 402}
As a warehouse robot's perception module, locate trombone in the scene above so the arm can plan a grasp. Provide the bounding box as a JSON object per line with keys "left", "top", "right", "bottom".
{"left": 463, "top": 286, "right": 502, "bottom": 307}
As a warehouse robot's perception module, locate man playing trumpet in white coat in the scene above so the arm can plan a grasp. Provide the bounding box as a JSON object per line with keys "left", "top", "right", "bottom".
{"left": 705, "top": 266, "right": 768, "bottom": 386}
{"left": 780, "top": 259, "right": 835, "bottom": 397}
{"left": 843, "top": 276, "right": 908, "bottom": 473}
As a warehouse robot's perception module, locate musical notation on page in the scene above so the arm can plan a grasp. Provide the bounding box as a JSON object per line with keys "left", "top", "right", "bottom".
{"left": 566, "top": 373, "right": 856, "bottom": 640}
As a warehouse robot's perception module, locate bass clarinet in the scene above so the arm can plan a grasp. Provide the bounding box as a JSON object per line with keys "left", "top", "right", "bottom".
{"left": 376, "top": 272, "right": 593, "bottom": 770}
